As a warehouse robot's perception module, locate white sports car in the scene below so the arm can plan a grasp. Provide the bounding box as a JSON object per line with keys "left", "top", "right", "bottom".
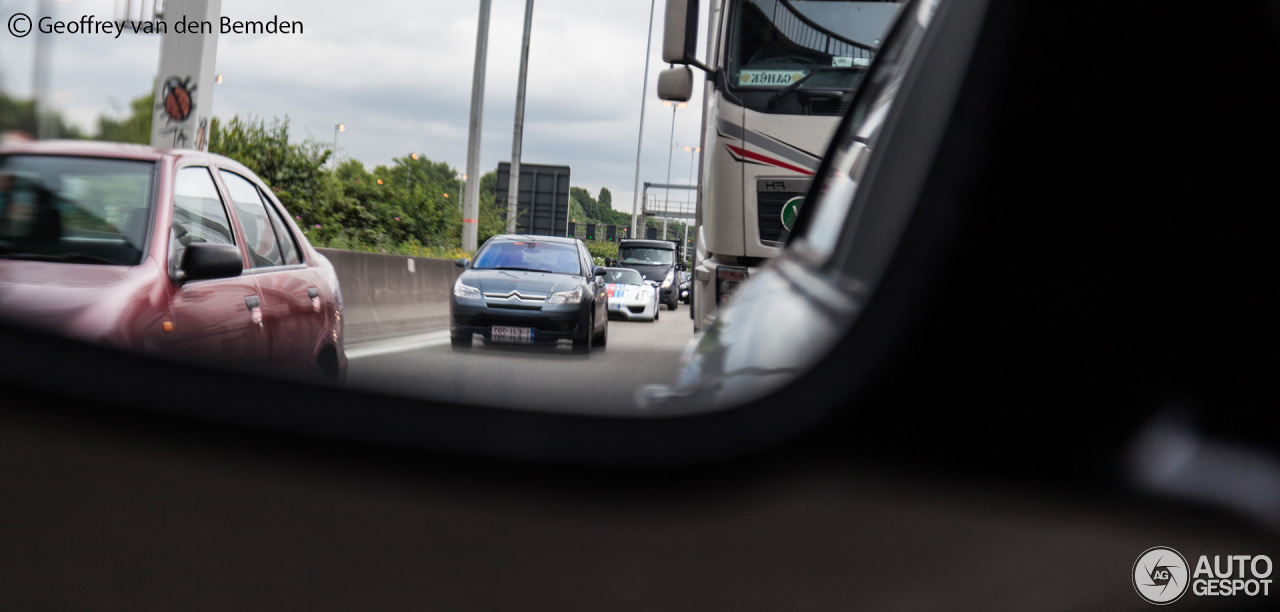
{"left": 603, "top": 268, "right": 660, "bottom": 322}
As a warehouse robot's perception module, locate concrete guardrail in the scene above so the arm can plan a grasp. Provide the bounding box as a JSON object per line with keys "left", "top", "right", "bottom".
{"left": 317, "top": 248, "right": 461, "bottom": 344}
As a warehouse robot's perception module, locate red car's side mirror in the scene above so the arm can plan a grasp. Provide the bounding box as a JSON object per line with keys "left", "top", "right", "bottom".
{"left": 179, "top": 243, "right": 244, "bottom": 282}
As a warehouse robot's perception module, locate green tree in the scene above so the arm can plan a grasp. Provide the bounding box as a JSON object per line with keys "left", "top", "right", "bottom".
{"left": 209, "top": 115, "right": 331, "bottom": 222}
{"left": 0, "top": 90, "right": 85, "bottom": 139}
{"left": 476, "top": 170, "right": 506, "bottom": 245}
{"left": 598, "top": 187, "right": 612, "bottom": 210}
{"left": 0, "top": 91, "right": 38, "bottom": 136}
{"left": 96, "top": 93, "right": 153, "bottom": 144}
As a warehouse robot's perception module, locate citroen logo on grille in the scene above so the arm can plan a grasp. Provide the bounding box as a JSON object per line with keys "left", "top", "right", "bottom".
{"left": 484, "top": 290, "right": 547, "bottom": 301}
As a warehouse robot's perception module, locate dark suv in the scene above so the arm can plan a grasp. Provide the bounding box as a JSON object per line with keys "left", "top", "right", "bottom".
{"left": 616, "top": 238, "right": 680, "bottom": 310}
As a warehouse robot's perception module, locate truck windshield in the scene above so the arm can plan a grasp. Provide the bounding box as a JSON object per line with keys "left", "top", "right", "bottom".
{"left": 0, "top": 155, "right": 155, "bottom": 266}
{"left": 728, "top": 1, "right": 902, "bottom": 112}
{"left": 619, "top": 247, "right": 674, "bottom": 267}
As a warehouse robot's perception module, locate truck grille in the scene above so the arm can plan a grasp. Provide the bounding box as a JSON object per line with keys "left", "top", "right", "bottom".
{"left": 809, "top": 98, "right": 851, "bottom": 116}
{"left": 756, "top": 178, "right": 812, "bottom": 245}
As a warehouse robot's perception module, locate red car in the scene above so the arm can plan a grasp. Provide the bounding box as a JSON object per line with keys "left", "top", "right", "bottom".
{"left": 0, "top": 141, "right": 346, "bottom": 382}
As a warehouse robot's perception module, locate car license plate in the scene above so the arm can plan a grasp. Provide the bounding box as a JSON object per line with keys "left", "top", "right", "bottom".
{"left": 611, "top": 302, "right": 623, "bottom": 309}
{"left": 491, "top": 326, "right": 534, "bottom": 344}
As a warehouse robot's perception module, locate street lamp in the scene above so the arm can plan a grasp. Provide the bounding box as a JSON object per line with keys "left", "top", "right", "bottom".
{"left": 333, "top": 123, "right": 345, "bottom": 152}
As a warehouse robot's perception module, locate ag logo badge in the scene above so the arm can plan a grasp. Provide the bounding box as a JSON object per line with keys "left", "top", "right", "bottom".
{"left": 1134, "top": 546, "right": 1190, "bottom": 605}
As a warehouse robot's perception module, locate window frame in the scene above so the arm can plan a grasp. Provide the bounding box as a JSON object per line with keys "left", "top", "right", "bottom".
{"left": 169, "top": 164, "right": 241, "bottom": 282}
{"left": 256, "top": 185, "right": 304, "bottom": 267}
{"left": 216, "top": 169, "right": 290, "bottom": 271}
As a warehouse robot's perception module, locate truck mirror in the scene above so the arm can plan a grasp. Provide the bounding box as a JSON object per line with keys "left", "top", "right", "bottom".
{"left": 658, "top": 67, "right": 694, "bottom": 102}
{"left": 663, "top": 0, "right": 701, "bottom": 65}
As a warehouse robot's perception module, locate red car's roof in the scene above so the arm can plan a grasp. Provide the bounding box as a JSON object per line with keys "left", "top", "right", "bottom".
{"left": 0, "top": 140, "right": 217, "bottom": 164}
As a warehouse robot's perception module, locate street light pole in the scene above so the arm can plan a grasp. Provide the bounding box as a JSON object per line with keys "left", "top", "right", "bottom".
{"left": 683, "top": 145, "right": 699, "bottom": 261}
{"left": 630, "top": 0, "right": 658, "bottom": 241}
{"left": 457, "top": 173, "right": 467, "bottom": 211}
{"left": 684, "top": 146, "right": 700, "bottom": 188}
{"left": 662, "top": 101, "right": 685, "bottom": 239}
{"left": 333, "top": 123, "right": 345, "bottom": 155}
{"left": 507, "top": 0, "right": 536, "bottom": 234}
{"left": 463, "top": 0, "right": 493, "bottom": 252}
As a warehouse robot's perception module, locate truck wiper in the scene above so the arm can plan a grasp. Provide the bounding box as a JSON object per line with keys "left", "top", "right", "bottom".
{"left": 767, "top": 66, "right": 867, "bottom": 109}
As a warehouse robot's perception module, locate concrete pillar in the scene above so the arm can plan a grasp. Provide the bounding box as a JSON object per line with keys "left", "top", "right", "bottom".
{"left": 150, "top": 0, "right": 222, "bottom": 151}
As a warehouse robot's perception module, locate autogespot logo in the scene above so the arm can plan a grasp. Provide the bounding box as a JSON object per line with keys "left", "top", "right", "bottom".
{"left": 1134, "top": 546, "right": 1190, "bottom": 605}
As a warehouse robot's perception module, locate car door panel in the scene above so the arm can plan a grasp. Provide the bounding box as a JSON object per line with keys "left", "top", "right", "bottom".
{"left": 167, "top": 276, "right": 267, "bottom": 366}
{"left": 164, "top": 166, "right": 268, "bottom": 368}
{"left": 217, "top": 170, "right": 323, "bottom": 375}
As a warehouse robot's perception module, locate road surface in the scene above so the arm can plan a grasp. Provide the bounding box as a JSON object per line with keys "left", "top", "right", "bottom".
{"left": 346, "top": 307, "right": 693, "bottom": 415}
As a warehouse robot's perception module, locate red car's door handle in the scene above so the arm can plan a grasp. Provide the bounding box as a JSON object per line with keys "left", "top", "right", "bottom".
{"left": 244, "top": 295, "right": 263, "bottom": 329}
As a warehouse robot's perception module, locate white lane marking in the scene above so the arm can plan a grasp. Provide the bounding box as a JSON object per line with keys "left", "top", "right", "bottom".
{"left": 345, "top": 330, "right": 452, "bottom": 359}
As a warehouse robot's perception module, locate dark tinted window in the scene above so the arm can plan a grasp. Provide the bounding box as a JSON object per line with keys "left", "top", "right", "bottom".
{"left": 220, "top": 171, "right": 283, "bottom": 268}
{"left": 0, "top": 155, "right": 155, "bottom": 266}
{"left": 618, "top": 247, "right": 674, "bottom": 266}
{"left": 473, "top": 240, "right": 582, "bottom": 275}
{"left": 727, "top": 1, "right": 902, "bottom": 114}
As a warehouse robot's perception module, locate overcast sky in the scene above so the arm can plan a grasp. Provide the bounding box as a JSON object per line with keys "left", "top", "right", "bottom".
{"left": 0, "top": 0, "right": 710, "bottom": 212}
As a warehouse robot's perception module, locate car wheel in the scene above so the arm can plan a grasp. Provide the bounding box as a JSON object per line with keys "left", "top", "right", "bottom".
{"left": 595, "top": 316, "right": 608, "bottom": 347}
{"left": 667, "top": 299, "right": 678, "bottom": 311}
{"left": 309, "top": 346, "right": 342, "bottom": 384}
{"left": 451, "top": 330, "right": 473, "bottom": 349}
{"left": 573, "top": 315, "right": 594, "bottom": 354}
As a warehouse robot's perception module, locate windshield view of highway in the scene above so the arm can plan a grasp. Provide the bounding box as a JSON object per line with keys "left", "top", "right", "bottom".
{"left": 4, "top": 0, "right": 900, "bottom": 412}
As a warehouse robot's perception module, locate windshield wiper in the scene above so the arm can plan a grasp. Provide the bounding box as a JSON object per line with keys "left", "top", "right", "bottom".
{"left": 767, "top": 66, "right": 867, "bottom": 109}
{"left": 487, "top": 266, "right": 554, "bottom": 274}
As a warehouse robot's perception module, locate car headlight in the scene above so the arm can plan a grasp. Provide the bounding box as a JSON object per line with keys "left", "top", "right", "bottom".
{"left": 453, "top": 278, "right": 482, "bottom": 299}
{"left": 547, "top": 287, "right": 584, "bottom": 304}
{"left": 661, "top": 270, "right": 675, "bottom": 288}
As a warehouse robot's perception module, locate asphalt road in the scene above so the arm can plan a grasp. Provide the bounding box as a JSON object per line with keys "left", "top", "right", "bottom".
{"left": 345, "top": 304, "right": 694, "bottom": 415}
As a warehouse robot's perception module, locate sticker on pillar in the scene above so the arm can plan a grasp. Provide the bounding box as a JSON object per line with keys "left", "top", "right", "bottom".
{"left": 157, "top": 75, "right": 197, "bottom": 147}
{"left": 195, "top": 118, "right": 208, "bottom": 151}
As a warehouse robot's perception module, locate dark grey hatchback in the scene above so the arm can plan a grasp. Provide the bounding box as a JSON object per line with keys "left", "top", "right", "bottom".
{"left": 451, "top": 234, "right": 608, "bottom": 353}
